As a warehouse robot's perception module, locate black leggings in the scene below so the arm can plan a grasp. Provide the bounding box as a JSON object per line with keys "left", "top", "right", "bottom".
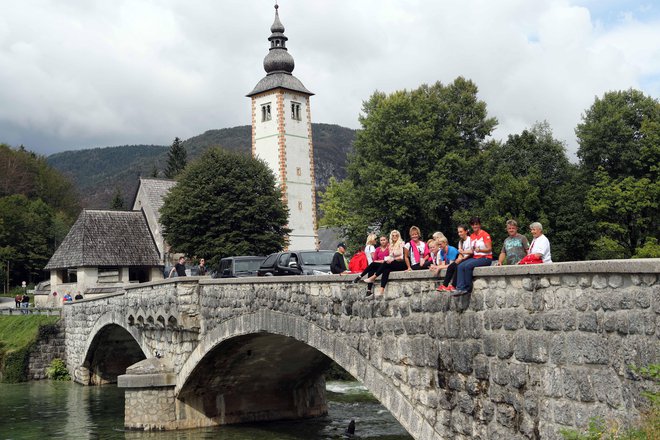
{"left": 360, "top": 261, "right": 382, "bottom": 278}
{"left": 374, "top": 260, "right": 407, "bottom": 288}
{"left": 442, "top": 262, "right": 459, "bottom": 287}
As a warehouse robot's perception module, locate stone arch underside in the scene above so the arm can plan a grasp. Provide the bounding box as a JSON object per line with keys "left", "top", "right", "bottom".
{"left": 82, "top": 314, "right": 148, "bottom": 385}
{"left": 176, "top": 310, "right": 436, "bottom": 440}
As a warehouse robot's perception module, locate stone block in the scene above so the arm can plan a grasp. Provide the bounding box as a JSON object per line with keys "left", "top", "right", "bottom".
{"left": 592, "top": 275, "right": 609, "bottom": 289}
{"left": 509, "top": 363, "right": 527, "bottom": 389}
{"left": 642, "top": 274, "right": 657, "bottom": 285}
{"left": 451, "top": 340, "right": 480, "bottom": 374}
{"left": 473, "top": 354, "right": 490, "bottom": 380}
{"left": 473, "top": 278, "right": 488, "bottom": 290}
{"left": 553, "top": 400, "right": 575, "bottom": 426}
{"left": 633, "top": 289, "right": 651, "bottom": 309}
{"left": 514, "top": 333, "right": 549, "bottom": 364}
{"left": 543, "top": 367, "right": 564, "bottom": 397}
{"left": 496, "top": 403, "right": 517, "bottom": 428}
{"left": 448, "top": 373, "right": 466, "bottom": 391}
{"left": 579, "top": 276, "right": 592, "bottom": 288}
{"left": 491, "top": 360, "right": 510, "bottom": 386}
{"left": 524, "top": 314, "right": 543, "bottom": 331}
{"left": 608, "top": 275, "right": 624, "bottom": 289}
{"left": 592, "top": 370, "right": 623, "bottom": 408}
{"left": 502, "top": 309, "right": 524, "bottom": 330}
{"left": 522, "top": 291, "right": 545, "bottom": 312}
{"left": 578, "top": 311, "right": 599, "bottom": 333}
{"left": 562, "top": 367, "right": 595, "bottom": 402}
{"left": 445, "top": 313, "right": 460, "bottom": 338}
{"left": 488, "top": 310, "right": 503, "bottom": 330}
{"left": 506, "top": 290, "right": 522, "bottom": 308}
{"left": 496, "top": 335, "right": 514, "bottom": 359}
{"left": 522, "top": 277, "right": 537, "bottom": 292}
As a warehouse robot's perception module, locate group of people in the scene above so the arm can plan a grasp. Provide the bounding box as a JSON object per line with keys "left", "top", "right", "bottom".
{"left": 168, "top": 257, "right": 207, "bottom": 278}
{"left": 336, "top": 217, "right": 551, "bottom": 297}
{"left": 14, "top": 293, "right": 30, "bottom": 313}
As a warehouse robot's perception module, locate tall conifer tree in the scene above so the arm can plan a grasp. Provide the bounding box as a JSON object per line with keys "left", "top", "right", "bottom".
{"left": 164, "top": 137, "right": 187, "bottom": 178}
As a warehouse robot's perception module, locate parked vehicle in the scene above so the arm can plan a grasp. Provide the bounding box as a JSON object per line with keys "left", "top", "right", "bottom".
{"left": 257, "top": 250, "right": 334, "bottom": 276}
{"left": 212, "top": 256, "right": 265, "bottom": 278}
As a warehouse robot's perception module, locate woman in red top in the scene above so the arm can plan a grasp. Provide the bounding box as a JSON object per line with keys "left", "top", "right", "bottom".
{"left": 352, "top": 235, "right": 389, "bottom": 296}
{"left": 454, "top": 217, "right": 493, "bottom": 296}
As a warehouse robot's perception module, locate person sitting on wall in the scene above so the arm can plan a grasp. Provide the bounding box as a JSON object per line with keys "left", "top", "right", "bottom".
{"left": 364, "top": 233, "right": 377, "bottom": 265}
{"left": 363, "top": 230, "right": 408, "bottom": 297}
{"left": 331, "top": 243, "right": 351, "bottom": 274}
{"left": 426, "top": 239, "right": 439, "bottom": 269}
{"left": 404, "top": 226, "right": 430, "bottom": 270}
{"left": 453, "top": 217, "right": 493, "bottom": 296}
{"left": 63, "top": 292, "right": 73, "bottom": 302}
{"left": 74, "top": 292, "right": 83, "bottom": 300}
{"left": 430, "top": 236, "right": 459, "bottom": 277}
{"left": 348, "top": 247, "right": 368, "bottom": 273}
{"left": 169, "top": 256, "right": 187, "bottom": 278}
{"left": 437, "top": 224, "right": 472, "bottom": 292}
{"left": 525, "top": 222, "right": 552, "bottom": 263}
{"left": 497, "top": 219, "right": 529, "bottom": 266}
{"left": 15, "top": 293, "right": 22, "bottom": 308}
{"left": 352, "top": 235, "right": 390, "bottom": 296}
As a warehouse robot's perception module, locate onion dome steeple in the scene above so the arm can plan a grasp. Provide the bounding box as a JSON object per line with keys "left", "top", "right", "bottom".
{"left": 264, "top": 4, "right": 295, "bottom": 74}
{"left": 247, "top": 3, "right": 312, "bottom": 97}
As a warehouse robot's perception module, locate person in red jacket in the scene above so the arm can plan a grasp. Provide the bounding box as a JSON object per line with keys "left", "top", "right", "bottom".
{"left": 348, "top": 247, "right": 368, "bottom": 273}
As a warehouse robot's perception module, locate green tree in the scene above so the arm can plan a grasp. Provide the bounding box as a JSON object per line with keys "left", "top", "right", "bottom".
{"left": 160, "top": 148, "right": 289, "bottom": 267}
{"left": 321, "top": 77, "right": 497, "bottom": 245}
{"left": 577, "top": 89, "right": 660, "bottom": 257}
{"left": 460, "top": 122, "right": 592, "bottom": 261}
{"left": 110, "top": 189, "right": 125, "bottom": 210}
{"left": 0, "top": 195, "right": 57, "bottom": 284}
{"left": 576, "top": 89, "right": 660, "bottom": 181}
{"left": 150, "top": 164, "right": 159, "bottom": 178}
{"left": 0, "top": 144, "right": 79, "bottom": 287}
{"left": 164, "top": 137, "right": 187, "bottom": 179}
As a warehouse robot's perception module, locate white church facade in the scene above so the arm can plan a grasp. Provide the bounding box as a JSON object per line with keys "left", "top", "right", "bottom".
{"left": 247, "top": 4, "right": 318, "bottom": 250}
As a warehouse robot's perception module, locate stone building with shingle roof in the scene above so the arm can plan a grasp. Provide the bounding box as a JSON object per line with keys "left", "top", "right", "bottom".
{"left": 42, "top": 178, "right": 176, "bottom": 306}
{"left": 43, "top": 210, "right": 163, "bottom": 305}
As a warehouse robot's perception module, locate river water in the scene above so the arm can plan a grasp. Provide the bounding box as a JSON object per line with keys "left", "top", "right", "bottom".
{"left": 0, "top": 381, "right": 413, "bottom": 439}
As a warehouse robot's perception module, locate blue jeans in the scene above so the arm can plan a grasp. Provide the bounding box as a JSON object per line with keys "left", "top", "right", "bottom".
{"left": 456, "top": 257, "right": 492, "bottom": 291}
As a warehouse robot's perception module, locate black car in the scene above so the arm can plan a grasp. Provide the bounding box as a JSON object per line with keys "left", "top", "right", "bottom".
{"left": 257, "top": 250, "right": 334, "bottom": 276}
{"left": 212, "top": 256, "right": 265, "bottom": 278}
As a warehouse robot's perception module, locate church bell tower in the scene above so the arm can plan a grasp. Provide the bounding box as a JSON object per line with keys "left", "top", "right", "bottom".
{"left": 247, "top": 4, "right": 318, "bottom": 250}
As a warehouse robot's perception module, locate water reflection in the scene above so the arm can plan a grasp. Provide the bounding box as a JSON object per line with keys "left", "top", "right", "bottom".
{"left": 0, "top": 381, "right": 412, "bottom": 440}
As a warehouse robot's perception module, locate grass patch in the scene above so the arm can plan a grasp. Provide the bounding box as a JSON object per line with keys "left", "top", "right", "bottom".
{"left": 0, "top": 315, "right": 60, "bottom": 382}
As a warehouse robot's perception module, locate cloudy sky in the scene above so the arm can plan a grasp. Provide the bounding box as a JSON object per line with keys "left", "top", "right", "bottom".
{"left": 1, "top": 0, "right": 658, "bottom": 158}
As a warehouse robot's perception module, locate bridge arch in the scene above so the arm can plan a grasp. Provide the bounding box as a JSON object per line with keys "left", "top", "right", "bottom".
{"left": 80, "top": 312, "right": 150, "bottom": 385}
{"left": 176, "top": 309, "right": 436, "bottom": 439}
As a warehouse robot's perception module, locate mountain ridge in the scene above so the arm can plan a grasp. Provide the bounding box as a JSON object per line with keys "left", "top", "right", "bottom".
{"left": 47, "top": 123, "right": 355, "bottom": 209}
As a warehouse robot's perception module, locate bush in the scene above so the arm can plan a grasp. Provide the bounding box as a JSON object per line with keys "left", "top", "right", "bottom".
{"left": 46, "top": 358, "right": 70, "bottom": 381}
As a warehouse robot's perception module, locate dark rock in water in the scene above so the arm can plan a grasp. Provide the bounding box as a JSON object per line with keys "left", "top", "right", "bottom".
{"left": 345, "top": 419, "right": 355, "bottom": 435}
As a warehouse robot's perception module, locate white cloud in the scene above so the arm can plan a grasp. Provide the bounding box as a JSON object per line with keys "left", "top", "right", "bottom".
{"left": 0, "top": 0, "right": 658, "bottom": 157}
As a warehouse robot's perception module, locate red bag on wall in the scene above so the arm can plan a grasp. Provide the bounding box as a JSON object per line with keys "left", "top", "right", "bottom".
{"left": 518, "top": 254, "right": 543, "bottom": 265}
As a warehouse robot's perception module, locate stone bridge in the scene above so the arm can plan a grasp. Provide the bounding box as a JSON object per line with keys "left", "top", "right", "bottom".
{"left": 62, "top": 259, "right": 660, "bottom": 440}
